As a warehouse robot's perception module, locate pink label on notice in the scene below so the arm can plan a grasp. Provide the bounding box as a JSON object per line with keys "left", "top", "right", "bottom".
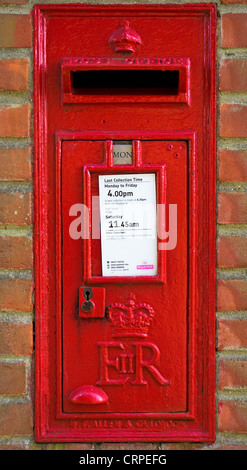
{"left": 137, "top": 265, "right": 154, "bottom": 270}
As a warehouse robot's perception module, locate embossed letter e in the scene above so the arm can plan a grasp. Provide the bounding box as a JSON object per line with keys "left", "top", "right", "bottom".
{"left": 97, "top": 341, "right": 169, "bottom": 386}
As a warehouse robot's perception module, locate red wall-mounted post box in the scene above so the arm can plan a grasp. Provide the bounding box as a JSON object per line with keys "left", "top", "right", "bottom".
{"left": 34, "top": 4, "right": 216, "bottom": 442}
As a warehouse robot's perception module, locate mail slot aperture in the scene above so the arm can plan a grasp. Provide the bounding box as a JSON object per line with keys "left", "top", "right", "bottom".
{"left": 71, "top": 69, "right": 180, "bottom": 96}
{"left": 61, "top": 57, "right": 190, "bottom": 103}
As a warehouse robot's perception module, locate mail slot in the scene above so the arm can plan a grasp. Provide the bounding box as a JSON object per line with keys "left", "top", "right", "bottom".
{"left": 34, "top": 4, "right": 216, "bottom": 442}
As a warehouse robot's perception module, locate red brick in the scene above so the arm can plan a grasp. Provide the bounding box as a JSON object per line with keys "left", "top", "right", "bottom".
{"left": 217, "top": 280, "right": 247, "bottom": 311}
{"left": 222, "top": 0, "right": 247, "bottom": 3}
{"left": 0, "top": 58, "right": 28, "bottom": 92}
{"left": 0, "top": 403, "right": 32, "bottom": 436}
{"left": 0, "top": 279, "right": 32, "bottom": 311}
{"left": 100, "top": 443, "right": 158, "bottom": 450}
{"left": 0, "top": 15, "right": 32, "bottom": 48}
{"left": 219, "top": 149, "right": 247, "bottom": 182}
{"left": 0, "top": 362, "right": 26, "bottom": 394}
{"left": 216, "top": 445, "right": 247, "bottom": 450}
{"left": 218, "top": 192, "right": 247, "bottom": 224}
{"left": 0, "top": 236, "right": 32, "bottom": 269}
{"left": 218, "top": 319, "right": 247, "bottom": 350}
{"left": 0, "top": 105, "right": 30, "bottom": 138}
{"left": 160, "top": 443, "right": 203, "bottom": 451}
{"left": 0, "top": 193, "right": 31, "bottom": 225}
{"left": 219, "top": 401, "right": 247, "bottom": 433}
{"left": 0, "top": 148, "right": 31, "bottom": 181}
{"left": 218, "top": 236, "right": 247, "bottom": 268}
{"left": 0, "top": 322, "right": 33, "bottom": 355}
{"left": 0, "top": 0, "right": 27, "bottom": 4}
{"left": 220, "top": 104, "right": 247, "bottom": 138}
{"left": 220, "top": 58, "right": 247, "bottom": 92}
{"left": 222, "top": 14, "right": 247, "bottom": 48}
{"left": 65, "top": 443, "right": 92, "bottom": 450}
{"left": 219, "top": 360, "right": 247, "bottom": 389}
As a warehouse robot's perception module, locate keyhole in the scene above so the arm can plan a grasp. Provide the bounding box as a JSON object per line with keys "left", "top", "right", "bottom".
{"left": 84, "top": 289, "right": 92, "bottom": 301}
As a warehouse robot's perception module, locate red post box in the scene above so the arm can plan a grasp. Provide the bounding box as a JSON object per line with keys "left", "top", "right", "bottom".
{"left": 33, "top": 4, "right": 216, "bottom": 442}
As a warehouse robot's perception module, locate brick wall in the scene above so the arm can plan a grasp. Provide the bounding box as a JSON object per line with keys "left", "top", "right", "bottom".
{"left": 0, "top": 0, "right": 247, "bottom": 451}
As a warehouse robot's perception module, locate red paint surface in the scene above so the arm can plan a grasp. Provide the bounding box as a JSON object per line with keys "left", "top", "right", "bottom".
{"left": 62, "top": 136, "right": 187, "bottom": 415}
{"left": 33, "top": 4, "right": 216, "bottom": 442}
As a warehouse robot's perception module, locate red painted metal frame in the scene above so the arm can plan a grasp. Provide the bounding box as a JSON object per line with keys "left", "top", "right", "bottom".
{"left": 33, "top": 4, "right": 216, "bottom": 442}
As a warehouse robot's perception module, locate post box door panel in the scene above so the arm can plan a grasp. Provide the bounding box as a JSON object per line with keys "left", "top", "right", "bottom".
{"left": 61, "top": 138, "right": 187, "bottom": 414}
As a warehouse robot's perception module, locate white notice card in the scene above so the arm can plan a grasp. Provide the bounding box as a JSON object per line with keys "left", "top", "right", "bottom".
{"left": 99, "top": 173, "right": 157, "bottom": 277}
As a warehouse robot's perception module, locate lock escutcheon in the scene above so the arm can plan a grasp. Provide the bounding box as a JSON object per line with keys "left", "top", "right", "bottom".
{"left": 79, "top": 286, "right": 105, "bottom": 319}
{"left": 81, "top": 288, "right": 95, "bottom": 313}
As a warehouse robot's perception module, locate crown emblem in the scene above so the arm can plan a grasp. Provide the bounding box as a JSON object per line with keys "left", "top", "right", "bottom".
{"left": 107, "top": 294, "right": 154, "bottom": 338}
{"left": 108, "top": 20, "right": 142, "bottom": 54}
